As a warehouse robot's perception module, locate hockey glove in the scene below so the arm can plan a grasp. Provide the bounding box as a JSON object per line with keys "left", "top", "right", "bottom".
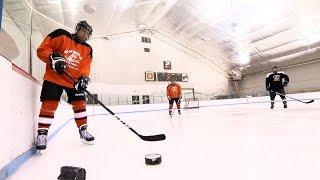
{"left": 50, "top": 52, "right": 67, "bottom": 74}
{"left": 266, "top": 87, "right": 270, "bottom": 91}
{"left": 283, "top": 81, "right": 288, "bottom": 87}
{"left": 167, "top": 96, "right": 171, "bottom": 100}
{"left": 74, "top": 76, "right": 90, "bottom": 92}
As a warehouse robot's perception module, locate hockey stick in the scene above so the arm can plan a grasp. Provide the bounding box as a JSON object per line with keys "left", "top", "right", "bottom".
{"left": 270, "top": 90, "right": 314, "bottom": 104}
{"left": 169, "top": 99, "right": 181, "bottom": 118}
{"left": 63, "top": 72, "right": 166, "bottom": 141}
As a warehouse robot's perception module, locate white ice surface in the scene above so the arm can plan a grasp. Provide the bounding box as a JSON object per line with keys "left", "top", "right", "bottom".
{"left": 8, "top": 97, "right": 320, "bottom": 180}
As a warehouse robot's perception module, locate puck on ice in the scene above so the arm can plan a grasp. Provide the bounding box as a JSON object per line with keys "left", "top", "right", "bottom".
{"left": 145, "top": 153, "right": 162, "bottom": 165}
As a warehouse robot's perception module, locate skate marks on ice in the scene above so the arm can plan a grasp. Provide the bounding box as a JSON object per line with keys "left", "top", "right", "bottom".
{"left": 8, "top": 101, "right": 320, "bottom": 180}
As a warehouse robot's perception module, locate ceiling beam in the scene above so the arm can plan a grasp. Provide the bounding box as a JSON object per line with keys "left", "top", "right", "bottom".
{"left": 186, "top": 25, "right": 208, "bottom": 39}
{"left": 251, "top": 41, "right": 320, "bottom": 62}
{"left": 250, "top": 39, "right": 299, "bottom": 57}
{"left": 138, "top": 1, "right": 164, "bottom": 25}
{"left": 174, "top": 16, "right": 194, "bottom": 32}
{"left": 146, "top": 0, "right": 179, "bottom": 28}
{"left": 250, "top": 26, "right": 293, "bottom": 44}
{"left": 154, "top": 29, "right": 232, "bottom": 76}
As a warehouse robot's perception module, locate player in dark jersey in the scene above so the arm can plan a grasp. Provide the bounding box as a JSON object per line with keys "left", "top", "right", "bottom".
{"left": 35, "top": 21, "right": 94, "bottom": 153}
{"left": 266, "top": 65, "right": 289, "bottom": 109}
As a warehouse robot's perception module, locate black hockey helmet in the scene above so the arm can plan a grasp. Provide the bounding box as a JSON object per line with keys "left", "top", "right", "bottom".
{"left": 75, "top": 20, "right": 93, "bottom": 42}
{"left": 76, "top": 20, "right": 93, "bottom": 35}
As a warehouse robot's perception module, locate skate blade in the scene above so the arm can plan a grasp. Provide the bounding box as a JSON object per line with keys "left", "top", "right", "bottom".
{"left": 36, "top": 149, "right": 46, "bottom": 155}
{"left": 81, "top": 139, "right": 94, "bottom": 145}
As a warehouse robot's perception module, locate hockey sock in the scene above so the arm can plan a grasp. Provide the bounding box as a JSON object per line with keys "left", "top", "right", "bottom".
{"left": 38, "top": 100, "right": 59, "bottom": 129}
{"left": 72, "top": 100, "right": 87, "bottom": 128}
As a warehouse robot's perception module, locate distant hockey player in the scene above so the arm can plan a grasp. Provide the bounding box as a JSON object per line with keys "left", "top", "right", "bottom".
{"left": 35, "top": 20, "right": 94, "bottom": 152}
{"left": 167, "top": 77, "right": 182, "bottom": 115}
{"left": 266, "top": 65, "right": 289, "bottom": 109}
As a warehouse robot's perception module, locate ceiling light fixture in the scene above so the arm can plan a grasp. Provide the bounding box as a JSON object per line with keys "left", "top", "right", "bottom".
{"left": 84, "top": 3, "right": 96, "bottom": 14}
{"left": 198, "top": 0, "right": 228, "bottom": 25}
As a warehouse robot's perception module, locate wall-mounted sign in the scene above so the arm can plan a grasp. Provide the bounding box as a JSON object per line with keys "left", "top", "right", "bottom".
{"left": 156, "top": 72, "right": 170, "bottom": 81}
{"left": 163, "top": 61, "right": 171, "bottom": 70}
{"left": 145, "top": 71, "right": 156, "bottom": 81}
{"left": 145, "top": 71, "right": 188, "bottom": 82}
{"left": 182, "top": 73, "right": 189, "bottom": 82}
{"left": 156, "top": 72, "right": 185, "bottom": 82}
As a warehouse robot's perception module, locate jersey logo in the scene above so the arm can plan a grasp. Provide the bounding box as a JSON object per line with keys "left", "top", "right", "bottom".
{"left": 273, "top": 75, "right": 281, "bottom": 81}
{"left": 171, "top": 86, "right": 178, "bottom": 92}
{"left": 64, "top": 49, "right": 83, "bottom": 70}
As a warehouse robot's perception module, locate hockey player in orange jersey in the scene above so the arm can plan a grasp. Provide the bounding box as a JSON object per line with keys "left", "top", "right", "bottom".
{"left": 167, "top": 77, "right": 182, "bottom": 115}
{"left": 35, "top": 21, "right": 94, "bottom": 152}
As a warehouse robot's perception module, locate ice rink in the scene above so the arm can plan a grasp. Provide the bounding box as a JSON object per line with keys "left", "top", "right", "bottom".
{"left": 7, "top": 95, "right": 320, "bottom": 180}
{"left": 4, "top": 0, "right": 320, "bottom": 179}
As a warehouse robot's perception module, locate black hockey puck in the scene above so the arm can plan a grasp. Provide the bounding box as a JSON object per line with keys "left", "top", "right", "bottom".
{"left": 145, "top": 153, "right": 162, "bottom": 165}
{"left": 57, "top": 166, "right": 86, "bottom": 180}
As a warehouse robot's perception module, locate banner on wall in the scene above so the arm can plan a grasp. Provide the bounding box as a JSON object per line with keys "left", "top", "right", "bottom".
{"left": 163, "top": 61, "right": 171, "bottom": 70}
{"left": 170, "top": 73, "right": 182, "bottom": 81}
{"left": 156, "top": 72, "right": 169, "bottom": 81}
{"left": 145, "top": 72, "right": 189, "bottom": 82}
{"left": 151, "top": 72, "right": 187, "bottom": 82}
{"left": 145, "top": 71, "right": 156, "bottom": 81}
{"left": 0, "top": 0, "right": 3, "bottom": 30}
{"left": 182, "top": 73, "right": 189, "bottom": 82}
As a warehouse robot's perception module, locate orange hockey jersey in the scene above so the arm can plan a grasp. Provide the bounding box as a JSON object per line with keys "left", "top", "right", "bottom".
{"left": 37, "top": 29, "right": 93, "bottom": 88}
{"left": 167, "top": 83, "right": 182, "bottom": 98}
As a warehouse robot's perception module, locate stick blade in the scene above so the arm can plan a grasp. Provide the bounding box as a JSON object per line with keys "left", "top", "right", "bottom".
{"left": 140, "top": 134, "right": 166, "bottom": 141}
{"left": 306, "top": 99, "right": 314, "bottom": 104}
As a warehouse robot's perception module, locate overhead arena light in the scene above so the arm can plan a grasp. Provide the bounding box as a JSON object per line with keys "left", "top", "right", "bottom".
{"left": 232, "top": 0, "right": 289, "bottom": 26}
{"left": 234, "top": 43, "right": 251, "bottom": 65}
{"left": 138, "top": 24, "right": 147, "bottom": 30}
{"left": 197, "top": 0, "right": 228, "bottom": 25}
{"left": 84, "top": 3, "right": 96, "bottom": 14}
{"left": 239, "top": 53, "right": 250, "bottom": 65}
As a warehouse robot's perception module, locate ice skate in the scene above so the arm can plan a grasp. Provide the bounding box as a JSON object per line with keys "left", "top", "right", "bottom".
{"left": 35, "top": 128, "right": 48, "bottom": 155}
{"left": 270, "top": 102, "right": 274, "bottom": 109}
{"left": 79, "top": 125, "right": 94, "bottom": 145}
{"left": 284, "top": 102, "right": 287, "bottom": 109}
